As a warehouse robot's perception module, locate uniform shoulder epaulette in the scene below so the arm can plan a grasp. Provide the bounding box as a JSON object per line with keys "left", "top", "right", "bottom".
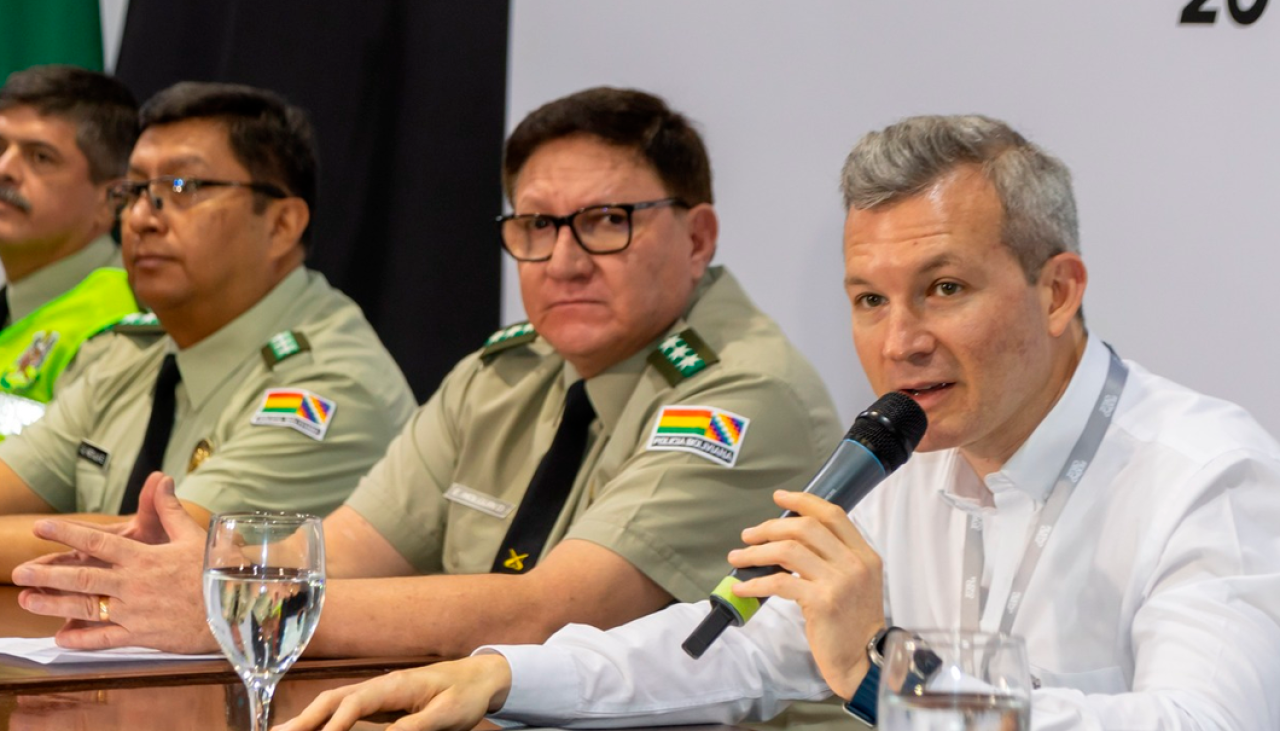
{"left": 648, "top": 328, "right": 720, "bottom": 386}
{"left": 480, "top": 322, "right": 537, "bottom": 362}
{"left": 92, "top": 311, "right": 164, "bottom": 338}
{"left": 260, "top": 330, "right": 312, "bottom": 369}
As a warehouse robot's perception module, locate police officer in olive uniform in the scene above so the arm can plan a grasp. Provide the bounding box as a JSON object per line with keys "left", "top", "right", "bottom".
{"left": 0, "top": 82, "right": 415, "bottom": 581}
{"left": 6, "top": 87, "right": 840, "bottom": 661}
{"left": 352, "top": 265, "right": 838, "bottom": 603}
{"left": 303, "top": 87, "right": 841, "bottom": 659}
{"left": 5, "top": 267, "right": 412, "bottom": 518}
{"left": 0, "top": 67, "right": 143, "bottom": 437}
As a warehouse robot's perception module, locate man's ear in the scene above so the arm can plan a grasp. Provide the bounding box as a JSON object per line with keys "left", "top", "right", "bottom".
{"left": 1039, "top": 252, "right": 1087, "bottom": 337}
{"left": 685, "top": 203, "right": 718, "bottom": 279}
{"left": 91, "top": 182, "right": 118, "bottom": 234}
{"left": 266, "top": 197, "right": 311, "bottom": 260}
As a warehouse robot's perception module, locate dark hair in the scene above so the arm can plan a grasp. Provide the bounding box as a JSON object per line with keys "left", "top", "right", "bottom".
{"left": 503, "top": 87, "right": 713, "bottom": 207}
{"left": 0, "top": 64, "right": 139, "bottom": 183}
{"left": 140, "top": 81, "right": 318, "bottom": 243}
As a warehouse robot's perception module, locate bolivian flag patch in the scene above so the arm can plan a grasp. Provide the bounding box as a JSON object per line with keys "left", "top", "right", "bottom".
{"left": 646, "top": 405, "right": 750, "bottom": 467}
{"left": 250, "top": 388, "right": 336, "bottom": 441}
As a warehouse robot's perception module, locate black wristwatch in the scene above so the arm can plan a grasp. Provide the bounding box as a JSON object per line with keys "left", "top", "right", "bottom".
{"left": 843, "top": 626, "right": 898, "bottom": 727}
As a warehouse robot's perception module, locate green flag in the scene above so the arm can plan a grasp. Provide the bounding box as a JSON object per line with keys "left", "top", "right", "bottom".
{"left": 0, "top": 0, "right": 104, "bottom": 80}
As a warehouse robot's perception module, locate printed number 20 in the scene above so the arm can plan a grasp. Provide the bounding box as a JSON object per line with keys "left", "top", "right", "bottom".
{"left": 1180, "top": 0, "right": 1268, "bottom": 24}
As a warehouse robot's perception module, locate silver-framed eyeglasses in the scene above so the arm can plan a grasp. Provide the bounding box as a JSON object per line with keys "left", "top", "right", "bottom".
{"left": 497, "top": 197, "right": 689, "bottom": 262}
{"left": 108, "top": 176, "right": 288, "bottom": 216}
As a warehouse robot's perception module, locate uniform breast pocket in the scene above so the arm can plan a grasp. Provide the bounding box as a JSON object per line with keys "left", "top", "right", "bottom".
{"left": 1031, "top": 664, "right": 1127, "bottom": 694}
{"left": 443, "top": 483, "right": 514, "bottom": 574}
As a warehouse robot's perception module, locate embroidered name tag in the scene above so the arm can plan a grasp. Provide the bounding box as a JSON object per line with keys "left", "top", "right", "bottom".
{"left": 249, "top": 388, "right": 336, "bottom": 441}
{"left": 646, "top": 405, "right": 751, "bottom": 467}
{"left": 443, "top": 483, "right": 514, "bottom": 519}
{"left": 77, "top": 441, "right": 110, "bottom": 469}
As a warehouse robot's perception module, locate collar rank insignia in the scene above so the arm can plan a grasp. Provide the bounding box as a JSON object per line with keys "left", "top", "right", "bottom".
{"left": 648, "top": 328, "right": 720, "bottom": 386}
{"left": 480, "top": 322, "right": 537, "bottom": 362}
{"left": 260, "top": 331, "right": 312, "bottom": 369}
{"left": 107, "top": 311, "right": 163, "bottom": 335}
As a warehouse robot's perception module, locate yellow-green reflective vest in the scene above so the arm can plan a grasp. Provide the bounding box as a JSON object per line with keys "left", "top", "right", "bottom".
{"left": 0, "top": 268, "right": 140, "bottom": 438}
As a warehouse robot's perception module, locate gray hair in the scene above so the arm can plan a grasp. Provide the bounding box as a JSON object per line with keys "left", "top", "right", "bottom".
{"left": 840, "top": 115, "right": 1079, "bottom": 281}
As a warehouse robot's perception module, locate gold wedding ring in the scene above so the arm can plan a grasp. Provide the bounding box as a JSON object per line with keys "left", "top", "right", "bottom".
{"left": 97, "top": 595, "right": 111, "bottom": 623}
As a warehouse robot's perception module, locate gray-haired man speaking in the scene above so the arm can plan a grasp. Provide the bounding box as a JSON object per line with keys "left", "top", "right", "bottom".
{"left": 280, "top": 114, "right": 1280, "bottom": 731}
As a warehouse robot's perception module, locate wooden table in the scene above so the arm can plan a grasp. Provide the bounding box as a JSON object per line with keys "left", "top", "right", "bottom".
{"left": 0, "top": 676, "right": 418, "bottom": 730}
{"left": 0, "top": 586, "right": 433, "bottom": 729}
{"left": 0, "top": 587, "right": 61, "bottom": 642}
{"left": 1, "top": 589, "right": 744, "bottom": 731}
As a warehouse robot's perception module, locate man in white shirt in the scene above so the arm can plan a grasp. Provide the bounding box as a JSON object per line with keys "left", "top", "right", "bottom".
{"left": 278, "top": 115, "right": 1280, "bottom": 731}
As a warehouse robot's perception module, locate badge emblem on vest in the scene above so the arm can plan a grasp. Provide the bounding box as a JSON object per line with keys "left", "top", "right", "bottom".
{"left": 1, "top": 331, "right": 60, "bottom": 391}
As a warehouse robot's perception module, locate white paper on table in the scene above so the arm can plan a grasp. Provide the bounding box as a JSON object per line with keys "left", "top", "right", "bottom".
{"left": 0, "top": 637, "right": 221, "bottom": 665}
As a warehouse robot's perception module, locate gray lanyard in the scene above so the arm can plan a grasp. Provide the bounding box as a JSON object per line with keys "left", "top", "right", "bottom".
{"left": 960, "top": 346, "right": 1128, "bottom": 635}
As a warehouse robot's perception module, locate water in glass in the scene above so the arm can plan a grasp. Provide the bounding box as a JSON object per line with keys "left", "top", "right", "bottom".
{"left": 203, "top": 512, "right": 324, "bottom": 731}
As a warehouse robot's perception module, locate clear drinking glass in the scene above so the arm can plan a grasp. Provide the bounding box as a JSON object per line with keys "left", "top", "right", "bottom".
{"left": 877, "top": 629, "right": 1032, "bottom": 731}
{"left": 203, "top": 512, "right": 326, "bottom": 731}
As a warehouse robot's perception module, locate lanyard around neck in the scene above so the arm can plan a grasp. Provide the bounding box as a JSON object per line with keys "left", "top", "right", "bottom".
{"left": 959, "top": 345, "right": 1128, "bottom": 636}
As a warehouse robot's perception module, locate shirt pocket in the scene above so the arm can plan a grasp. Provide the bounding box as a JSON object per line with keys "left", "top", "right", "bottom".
{"left": 1031, "top": 664, "right": 1127, "bottom": 694}
{"left": 442, "top": 485, "right": 513, "bottom": 574}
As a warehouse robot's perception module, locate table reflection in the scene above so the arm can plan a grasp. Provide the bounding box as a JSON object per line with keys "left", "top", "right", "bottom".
{"left": 0, "top": 678, "right": 396, "bottom": 730}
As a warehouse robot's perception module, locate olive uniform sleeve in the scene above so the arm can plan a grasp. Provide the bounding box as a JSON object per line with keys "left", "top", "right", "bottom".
{"left": 565, "top": 370, "right": 842, "bottom": 603}
{"left": 341, "top": 354, "right": 478, "bottom": 572}
{"left": 175, "top": 357, "right": 417, "bottom": 518}
{"left": 53, "top": 332, "right": 124, "bottom": 397}
{"left": 0, "top": 364, "right": 103, "bottom": 513}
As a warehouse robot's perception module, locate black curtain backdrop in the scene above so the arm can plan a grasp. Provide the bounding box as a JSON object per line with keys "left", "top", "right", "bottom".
{"left": 115, "top": 0, "right": 509, "bottom": 401}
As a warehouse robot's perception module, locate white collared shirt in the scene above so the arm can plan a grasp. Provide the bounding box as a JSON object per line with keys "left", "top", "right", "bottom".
{"left": 485, "top": 336, "right": 1280, "bottom": 730}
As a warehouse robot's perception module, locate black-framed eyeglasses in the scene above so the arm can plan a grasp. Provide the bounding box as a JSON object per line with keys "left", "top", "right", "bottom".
{"left": 107, "top": 176, "right": 289, "bottom": 216}
{"left": 496, "top": 197, "right": 689, "bottom": 262}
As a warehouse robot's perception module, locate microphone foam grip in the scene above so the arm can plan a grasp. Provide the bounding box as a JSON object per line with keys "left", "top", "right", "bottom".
{"left": 851, "top": 392, "right": 927, "bottom": 473}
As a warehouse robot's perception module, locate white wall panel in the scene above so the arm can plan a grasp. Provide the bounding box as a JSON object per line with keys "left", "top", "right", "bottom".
{"left": 506, "top": 0, "right": 1280, "bottom": 436}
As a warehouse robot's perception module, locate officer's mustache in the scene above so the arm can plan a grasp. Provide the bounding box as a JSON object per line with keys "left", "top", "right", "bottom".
{"left": 0, "top": 186, "right": 32, "bottom": 213}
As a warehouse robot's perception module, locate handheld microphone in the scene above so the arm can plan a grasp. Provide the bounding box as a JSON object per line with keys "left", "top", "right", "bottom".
{"left": 681, "top": 391, "right": 927, "bottom": 659}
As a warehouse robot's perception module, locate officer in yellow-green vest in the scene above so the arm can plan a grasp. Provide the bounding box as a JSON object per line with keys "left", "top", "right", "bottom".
{"left": 0, "top": 66, "right": 142, "bottom": 437}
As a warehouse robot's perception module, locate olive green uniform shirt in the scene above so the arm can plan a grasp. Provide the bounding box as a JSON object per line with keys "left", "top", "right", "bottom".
{"left": 4, "top": 235, "right": 127, "bottom": 389}
{"left": 347, "top": 267, "right": 841, "bottom": 602}
{"left": 0, "top": 267, "right": 417, "bottom": 516}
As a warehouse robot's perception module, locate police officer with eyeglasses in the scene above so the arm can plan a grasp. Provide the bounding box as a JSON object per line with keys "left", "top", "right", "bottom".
{"left": 0, "top": 81, "right": 416, "bottom": 590}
